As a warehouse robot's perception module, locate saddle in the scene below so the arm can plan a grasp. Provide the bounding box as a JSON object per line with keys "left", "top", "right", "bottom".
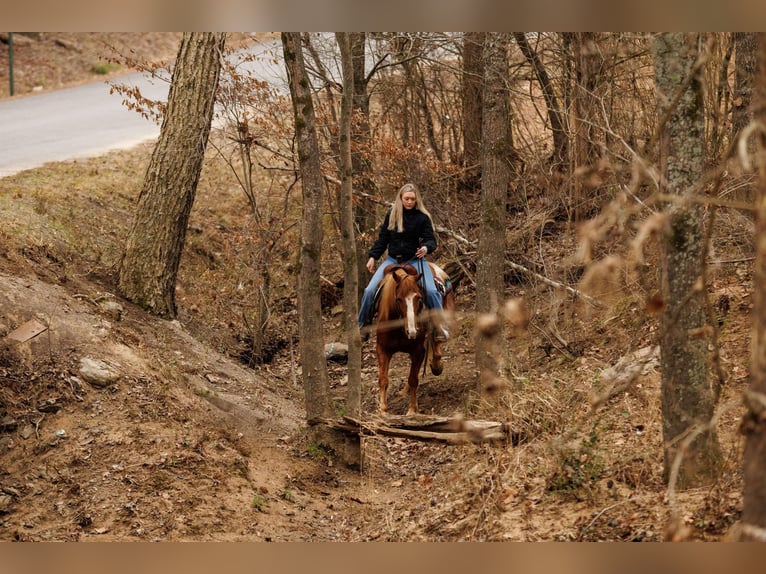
{"left": 371, "top": 262, "right": 452, "bottom": 316}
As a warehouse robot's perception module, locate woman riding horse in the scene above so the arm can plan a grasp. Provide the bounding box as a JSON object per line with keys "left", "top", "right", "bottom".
{"left": 373, "top": 261, "right": 455, "bottom": 415}
{"left": 358, "top": 183, "right": 449, "bottom": 342}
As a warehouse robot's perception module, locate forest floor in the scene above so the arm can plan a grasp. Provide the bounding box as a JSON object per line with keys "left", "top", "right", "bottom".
{"left": 0, "top": 32, "right": 755, "bottom": 542}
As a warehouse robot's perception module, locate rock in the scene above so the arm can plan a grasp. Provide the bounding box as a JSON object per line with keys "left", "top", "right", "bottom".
{"left": 205, "top": 373, "right": 227, "bottom": 385}
{"left": 99, "top": 300, "right": 123, "bottom": 321}
{"left": 324, "top": 342, "right": 348, "bottom": 363}
{"left": 79, "top": 357, "right": 120, "bottom": 388}
{"left": 0, "top": 416, "right": 17, "bottom": 432}
{"left": 54, "top": 37, "right": 81, "bottom": 51}
{"left": 37, "top": 398, "right": 63, "bottom": 413}
{"left": 599, "top": 345, "right": 659, "bottom": 387}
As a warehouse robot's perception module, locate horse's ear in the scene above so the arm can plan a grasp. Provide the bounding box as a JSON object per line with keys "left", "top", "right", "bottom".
{"left": 392, "top": 269, "right": 406, "bottom": 283}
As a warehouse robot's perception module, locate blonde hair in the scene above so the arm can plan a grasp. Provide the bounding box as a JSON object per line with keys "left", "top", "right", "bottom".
{"left": 388, "top": 183, "right": 434, "bottom": 232}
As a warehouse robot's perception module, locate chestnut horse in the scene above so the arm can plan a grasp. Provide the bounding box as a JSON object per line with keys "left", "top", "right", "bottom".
{"left": 374, "top": 262, "right": 455, "bottom": 415}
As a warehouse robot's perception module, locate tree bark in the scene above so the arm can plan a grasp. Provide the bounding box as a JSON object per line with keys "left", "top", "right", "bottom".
{"left": 475, "top": 33, "right": 511, "bottom": 381}
{"left": 565, "top": 32, "right": 604, "bottom": 220}
{"left": 653, "top": 33, "right": 722, "bottom": 489}
{"left": 282, "top": 32, "right": 331, "bottom": 425}
{"left": 738, "top": 32, "right": 766, "bottom": 542}
{"left": 117, "top": 32, "right": 225, "bottom": 317}
{"left": 336, "top": 32, "right": 362, "bottom": 420}
{"left": 732, "top": 32, "right": 758, "bottom": 139}
{"left": 461, "top": 32, "right": 484, "bottom": 188}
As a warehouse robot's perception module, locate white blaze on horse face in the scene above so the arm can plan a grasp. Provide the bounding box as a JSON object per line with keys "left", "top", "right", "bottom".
{"left": 404, "top": 292, "right": 418, "bottom": 339}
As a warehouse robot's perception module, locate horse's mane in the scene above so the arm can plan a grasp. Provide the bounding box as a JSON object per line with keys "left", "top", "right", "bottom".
{"left": 376, "top": 273, "right": 398, "bottom": 323}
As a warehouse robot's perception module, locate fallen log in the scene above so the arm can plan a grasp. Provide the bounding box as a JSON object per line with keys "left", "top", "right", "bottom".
{"left": 326, "top": 414, "right": 523, "bottom": 445}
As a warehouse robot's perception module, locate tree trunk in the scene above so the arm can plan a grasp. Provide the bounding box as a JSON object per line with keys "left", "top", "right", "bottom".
{"left": 413, "top": 61, "right": 443, "bottom": 162}
{"left": 566, "top": 32, "right": 604, "bottom": 220}
{"left": 461, "top": 32, "right": 484, "bottom": 189}
{"left": 653, "top": 33, "right": 722, "bottom": 489}
{"left": 350, "top": 32, "right": 378, "bottom": 303}
{"left": 738, "top": 32, "right": 766, "bottom": 542}
{"left": 282, "top": 32, "right": 331, "bottom": 425}
{"left": 732, "top": 33, "right": 758, "bottom": 139}
{"left": 336, "top": 32, "right": 362, "bottom": 420}
{"left": 707, "top": 34, "right": 734, "bottom": 165}
{"left": 117, "top": 32, "right": 226, "bottom": 317}
{"left": 475, "top": 33, "right": 511, "bottom": 381}
{"left": 731, "top": 33, "right": 759, "bottom": 209}
{"left": 399, "top": 56, "right": 442, "bottom": 162}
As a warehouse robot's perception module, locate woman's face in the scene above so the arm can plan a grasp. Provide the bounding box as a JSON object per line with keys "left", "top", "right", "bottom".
{"left": 401, "top": 191, "right": 417, "bottom": 210}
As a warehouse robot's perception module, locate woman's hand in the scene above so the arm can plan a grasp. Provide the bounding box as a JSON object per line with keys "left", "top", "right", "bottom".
{"left": 366, "top": 257, "right": 376, "bottom": 273}
{"left": 416, "top": 246, "right": 427, "bottom": 258}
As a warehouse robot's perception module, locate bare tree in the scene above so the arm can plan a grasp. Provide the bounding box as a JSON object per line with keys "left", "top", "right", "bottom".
{"left": 461, "top": 32, "right": 485, "bottom": 188}
{"left": 514, "top": 32, "right": 568, "bottom": 167}
{"left": 738, "top": 32, "right": 766, "bottom": 542}
{"left": 118, "top": 32, "right": 226, "bottom": 317}
{"left": 349, "top": 32, "right": 379, "bottom": 302}
{"left": 210, "top": 47, "right": 299, "bottom": 365}
{"left": 394, "top": 37, "right": 443, "bottom": 161}
{"left": 475, "top": 33, "right": 511, "bottom": 383}
{"left": 653, "top": 32, "right": 722, "bottom": 489}
{"left": 336, "top": 32, "right": 362, "bottom": 419}
{"left": 563, "top": 32, "right": 605, "bottom": 220}
{"left": 282, "top": 32, "right": 331, "bottom": 426}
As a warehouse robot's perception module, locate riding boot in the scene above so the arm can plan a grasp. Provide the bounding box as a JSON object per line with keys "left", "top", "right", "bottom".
{"left": 432, "top": 311, "right": 450, "bottom": 342}
{"left": 362, "top": 314, "right": 378, "bottom": 342}
{"left": 359, "top": 306, "right": 376, "bottom": 342}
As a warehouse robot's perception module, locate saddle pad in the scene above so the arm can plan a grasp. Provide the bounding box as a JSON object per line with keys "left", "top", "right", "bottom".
{"left": 434, "top": 277, "right": 452, "bottom": 297}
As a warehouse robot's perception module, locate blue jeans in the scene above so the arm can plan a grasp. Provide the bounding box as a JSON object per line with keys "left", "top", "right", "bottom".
{"left": 358, "top": 256, "right": 443, "bottom": 328}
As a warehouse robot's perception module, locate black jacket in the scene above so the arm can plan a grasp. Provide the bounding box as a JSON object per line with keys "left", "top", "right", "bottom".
{"left": 368, "top": 208, "right": 437, "bottom": 262}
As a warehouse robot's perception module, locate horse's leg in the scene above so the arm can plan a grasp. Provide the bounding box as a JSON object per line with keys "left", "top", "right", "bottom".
{"left": 377, "top": 348, "right": 391, "bottom": 413}
{"left": 430, "top": 290, "right": 454, "bottom": 375}
{"left": 430, "top": 338, "right": 444, "bottom": 376}
{"left": 405, "top": 349, "right": 426, "bottom": 415}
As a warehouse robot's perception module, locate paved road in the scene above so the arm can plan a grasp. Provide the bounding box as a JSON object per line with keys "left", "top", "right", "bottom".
{"left": 0, "top": 74, "right": 169, "bottom": 177}
{"left": 0, "top": 38, "right": 286, "bottom": 178}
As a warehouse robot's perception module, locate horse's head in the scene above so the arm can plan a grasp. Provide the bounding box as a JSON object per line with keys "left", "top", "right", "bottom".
{"left": 392, "top": 269, "right": 423, "bottom": 340}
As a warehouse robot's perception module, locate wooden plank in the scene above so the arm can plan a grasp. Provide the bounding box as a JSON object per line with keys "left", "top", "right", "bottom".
{"left": 6, "top": 319, "right": 48, "bottom": 343}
